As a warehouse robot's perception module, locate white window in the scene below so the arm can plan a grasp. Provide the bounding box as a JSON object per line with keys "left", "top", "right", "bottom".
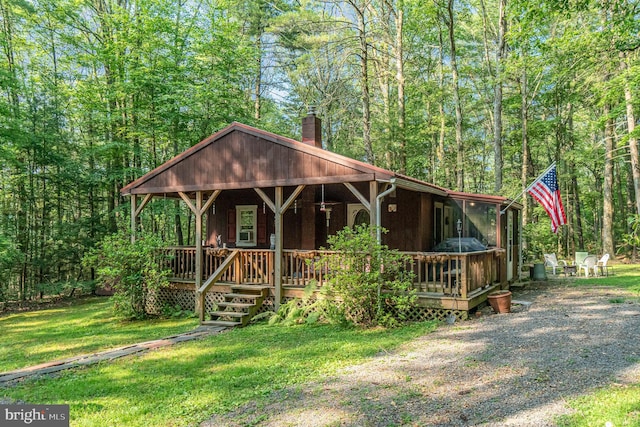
{"left": 236, "top": 205, "right": 257, "bottom": 247}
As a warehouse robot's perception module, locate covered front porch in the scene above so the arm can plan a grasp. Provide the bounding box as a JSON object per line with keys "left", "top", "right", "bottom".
{"left": 150, "top": 246, "right": 506, "bottom": 324}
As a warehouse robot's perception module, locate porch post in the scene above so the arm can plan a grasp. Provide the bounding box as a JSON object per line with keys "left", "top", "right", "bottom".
{"left": 496, "top": 203, "right": 502, "bottom": 248}
{"left": 369, "top": 181, "right": 378, "bottom": 229}
{"left": 195, "top": 191, "right": 203, "bottom": 317}
{"left": 274, "top": 186, "right": 283, "bottom": 310}
{"left": 130, "top": 194, "right": 137, "bottom": 243}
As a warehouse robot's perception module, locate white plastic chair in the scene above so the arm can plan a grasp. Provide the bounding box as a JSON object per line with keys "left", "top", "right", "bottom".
{"left": 579, "top": 255, "right": 598, "bottom": 277}
{"left": 596, "top": 254, "right": 610, "bottom": 276}
{"left": 575, "top": 251, "right": 589, "bottom": 267}
{"left": 544, "top": 253, "right": 568, "bottom": 275}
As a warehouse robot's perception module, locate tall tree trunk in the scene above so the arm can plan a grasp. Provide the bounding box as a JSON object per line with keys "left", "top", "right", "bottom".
{"left": 436, "top": 25, "right": 447, "bottom": 185}
{"left": 0, "top": 0, "right": 19, "bottom": 113}
{"left": 254, "top": 35, "right": 262, "bottom": 121}
{"left": 622, "top": 54, "right": 640, "bottom": 216}
{"left": 446, "top": 0, "right": 464, "bottom": 191}
{"left": 520, "top": 69, "right": 530, "bottom": 253}
{"left": 350, "top": 0, "right": 374, "bottom": 164}
{"left": 602, "top": 102, "right": 615, "bottom": 256}
{"left": 567, "top": 102, "right": 584, "bottom": 249}
{"left": 371, "top": 44, "right": 391, "bottom": 168}
{"left": 493, "top": 0, "right": 506, "bottom": 193}
{"left": 394, "top": 2, "right": 406, "bottom": 174}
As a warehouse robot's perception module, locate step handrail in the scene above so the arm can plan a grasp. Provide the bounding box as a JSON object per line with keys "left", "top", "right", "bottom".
{"left": 198, "top": 249, "right": 240, "bottom": 294}
{"left": 197, "top": 250, "right": 240, "bottom": 321}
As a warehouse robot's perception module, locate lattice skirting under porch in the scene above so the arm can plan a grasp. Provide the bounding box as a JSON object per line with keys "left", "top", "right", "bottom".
{"left": 278, "top": 296, "right": 468, "bottom": 322}
{"left": 146, "top": 287, "right": 467, "bottom": 322}
{"left": 394, "top": 306, "right": 469, "bottom": 322}
{"left": 145, "top": 287, "right": 276, "bottom": 316}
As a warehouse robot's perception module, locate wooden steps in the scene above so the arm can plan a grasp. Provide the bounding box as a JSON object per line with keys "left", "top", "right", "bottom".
{"left": 201, "top": 320, "right": 242, "bottom": 328}
{"left": 216, "top": 302, "right": 254, "bottom": 309}
{"left": 223, "top": 293, "right": 261, "bottom": 300}
{"left": 205, "top": 284, "right": 270, "bottom": 328}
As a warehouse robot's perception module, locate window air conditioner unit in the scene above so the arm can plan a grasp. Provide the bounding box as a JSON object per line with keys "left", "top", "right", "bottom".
{"left": 239, "top": 231, "right": 253, "bottom": 242}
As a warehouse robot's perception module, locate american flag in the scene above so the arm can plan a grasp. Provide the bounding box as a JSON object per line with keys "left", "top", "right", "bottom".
{"left": 527, "top": 164, "right": 567, "bottom": 233}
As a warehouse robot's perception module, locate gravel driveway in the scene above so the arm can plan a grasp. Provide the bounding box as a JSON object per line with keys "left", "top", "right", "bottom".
{"left": 203, "top": 282, "right": 640, "bottom": 427}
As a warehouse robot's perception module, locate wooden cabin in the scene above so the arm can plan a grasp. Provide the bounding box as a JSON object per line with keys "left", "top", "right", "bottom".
{"left": 121, "top": 113, "right": 521, "bottom": 325}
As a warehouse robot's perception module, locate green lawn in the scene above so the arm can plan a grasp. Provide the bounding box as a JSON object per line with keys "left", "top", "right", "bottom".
{"left": 554, "top": 263, "right": 640, "bottom": 426}
{"left": 1, "top": 322, "right": 437, "bottom": 427}
{"left": 0, "top": 297, "right": 198, "bottom": 372}
{"left": 566, "top": 263, "right": 640, "bottom": 292}
{"left": 556, "top": 385, "right": 640, "bottom": 427}
{"left": 2, "top": 265, "right": 639, "bottom": 426}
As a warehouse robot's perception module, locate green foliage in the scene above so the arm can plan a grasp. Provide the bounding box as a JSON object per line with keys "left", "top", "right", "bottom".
{"left": 34, "top": 280, "right": 95, "bottom": 298}
{"left": 0, "top": 234, "right": 22, "bottom": 302}
{"left": 253, "top": 282, "right": 334, "bottom": 326}
{"left": 618, "top": 214, "right": 640, "bottom": 259}
{"left": 83, "top": 232, "right": 170, "bottom": 319}
{"left": 318, "top": 224, "right": 417, "bottom": 328}
{"left": 161, "top": 304, "right": 196, "bottom": 319}
{"left": 522, "top": 213, "right": 558, "bottom": 262}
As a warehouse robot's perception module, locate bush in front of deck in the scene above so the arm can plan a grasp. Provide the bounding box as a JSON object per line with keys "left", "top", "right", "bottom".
{"left": 83, "top": 231, "right": 171, "bottom": 319}
{"left": 320, "top": 225, "right": 417, "bottom": 328}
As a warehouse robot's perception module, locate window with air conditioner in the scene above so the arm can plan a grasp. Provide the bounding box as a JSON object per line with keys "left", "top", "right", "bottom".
{"left": 236, "top": 205, "right": 257, "bottom": 247}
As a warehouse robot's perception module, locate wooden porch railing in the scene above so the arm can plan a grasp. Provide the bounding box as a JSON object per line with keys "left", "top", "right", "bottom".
{"left": 161, "top": 247, "right": 505, "bottom": 298}
{"left": 404, "top": 249, "right": 504, "bottom": 298}
{"left": 282, "top": 250, "right": 332, "bottom": 287}
{"left": 162, "top": 247, "right": 198, "bottom": 281}
{"left": 161, "top": 247, "right": 274, "bottom": 285}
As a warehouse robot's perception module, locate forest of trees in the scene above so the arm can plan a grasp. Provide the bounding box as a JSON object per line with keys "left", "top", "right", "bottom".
{"left": 0, "top": 0, "right": 638, "bottom": 301}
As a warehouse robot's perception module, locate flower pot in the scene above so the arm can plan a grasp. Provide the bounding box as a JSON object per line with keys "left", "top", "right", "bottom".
{"left": 487, "top": 290, "right": 512, "bottom": 314}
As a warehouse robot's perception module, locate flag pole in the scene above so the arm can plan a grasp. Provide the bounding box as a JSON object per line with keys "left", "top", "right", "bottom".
{"left": 500, "top": 162, "right": 557, "bottom": 215}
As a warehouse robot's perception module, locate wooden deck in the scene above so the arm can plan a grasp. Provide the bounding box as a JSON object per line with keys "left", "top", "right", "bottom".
{"left": 158, "top": 246, "right": 507, "bottom": 318}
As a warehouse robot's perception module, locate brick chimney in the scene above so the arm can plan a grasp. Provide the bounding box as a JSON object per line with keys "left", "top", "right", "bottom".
{"left": 302, "top": 107, "right": 322, "bottom": 148}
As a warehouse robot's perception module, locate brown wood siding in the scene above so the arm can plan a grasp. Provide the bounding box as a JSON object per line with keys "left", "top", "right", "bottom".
{"left": 381, "top": 188, "right": 429, "bottom": 252}
{"left": 206, "top": 189, "right": 312, "bottom": 249}
{"left": 206, "top": 190, "right": 277, "bottom": 248}
{"left": 226, "top": 209, "right": 236, "bottom": 243}
{"left": 257, "top": 210, "right": 267, "bottom": 245}
{"left": 421, "top": 194, "right": 434, "bottom": 250}
{"left": 132, "top": 130, "right": 375, "bottom": 194}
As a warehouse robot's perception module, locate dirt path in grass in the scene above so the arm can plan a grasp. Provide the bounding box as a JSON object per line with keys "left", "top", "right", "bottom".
{"left": 0, "top": 326, "right": 225, "bottom": 387}
{"left": 203, "top": 281, "right": 640, "bottom": 427}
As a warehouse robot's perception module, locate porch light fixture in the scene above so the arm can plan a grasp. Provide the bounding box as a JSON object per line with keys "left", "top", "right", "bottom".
{"left": 457, "top": 219, "right": 463, "bottom": 253}
{"left": 294, "top": 199, "right": 297, "bottom": 214}
{"left": 212, "top": 203, "right": 215, "bottom": 215}
{"left": 325, "top": 207, "right": 332, "bottom": 228}
{"left": 263, "top": 201, "right": 266, "bottom": 214}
